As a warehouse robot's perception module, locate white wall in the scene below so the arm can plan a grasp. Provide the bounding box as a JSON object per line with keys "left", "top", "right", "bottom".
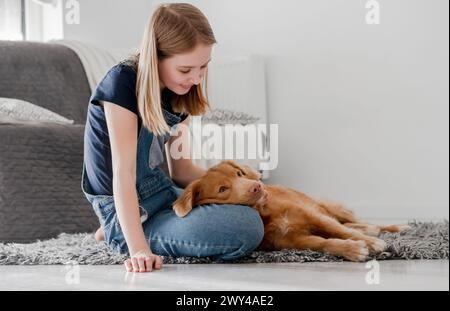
{"left": 64, "top": 0, "right": 449, "bottom": 221}
{"left": 63, "top": 0, "right": 152, "bottom": 50}
{"left": 25, "top": 0, "right": 64, "bottom": 42}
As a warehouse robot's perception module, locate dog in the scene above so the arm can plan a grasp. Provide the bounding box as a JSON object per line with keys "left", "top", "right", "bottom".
{"left": 172, "top": 160, "right": 410, "bottom": 262}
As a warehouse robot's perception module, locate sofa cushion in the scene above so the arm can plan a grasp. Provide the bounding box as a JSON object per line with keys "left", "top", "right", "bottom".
{"left": 0, "top": 123, "right": 98, "bottom": 243}
{"left": 0, "top": 41, "right": 91, "bottom": 124}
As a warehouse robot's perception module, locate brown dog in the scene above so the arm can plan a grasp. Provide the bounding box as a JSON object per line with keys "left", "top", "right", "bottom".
{"left": 173, "top": 160, "right": 409, "bottom": 262}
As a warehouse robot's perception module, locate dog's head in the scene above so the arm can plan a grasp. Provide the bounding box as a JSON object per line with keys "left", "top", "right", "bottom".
{"left": 173, "top": 160, "right": 267, "bottom": 217}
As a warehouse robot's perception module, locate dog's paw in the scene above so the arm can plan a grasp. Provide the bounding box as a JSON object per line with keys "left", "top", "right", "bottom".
{"left": 364, "top": 226, "right": 382, "bottom": 237}
{"left": 365, "top": 237, "right": 387, "bottom": 253}
{"left": 342, "top": 240, "right": 370, "bottom": 262}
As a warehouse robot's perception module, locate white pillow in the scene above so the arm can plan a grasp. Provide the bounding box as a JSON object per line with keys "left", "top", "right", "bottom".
{"left": 0, "top": 98, "right": 74, "bottom": 125}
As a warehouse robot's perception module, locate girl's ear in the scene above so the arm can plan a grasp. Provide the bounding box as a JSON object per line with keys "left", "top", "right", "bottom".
{"left": 173, "top": 180, "right": 201, "bottom": 217}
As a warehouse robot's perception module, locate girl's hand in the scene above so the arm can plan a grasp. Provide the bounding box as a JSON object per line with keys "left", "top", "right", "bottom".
{"left": 124, "top": 248, "right": 163, "bottom": 272}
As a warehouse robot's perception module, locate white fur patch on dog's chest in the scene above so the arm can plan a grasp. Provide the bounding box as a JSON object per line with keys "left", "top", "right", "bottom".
{"left": 275, "top": 212, "right": 291, "bottom": 236}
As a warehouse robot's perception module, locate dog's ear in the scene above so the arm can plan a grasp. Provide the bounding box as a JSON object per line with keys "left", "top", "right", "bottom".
{"left": 240, "top": 164, "right": 262, "bottom": 181}
{"left": 173, "top": 180, "right": 201, "bottom": 218}
{"left": 222, "top": 160, "right": 262, "bottom": 181}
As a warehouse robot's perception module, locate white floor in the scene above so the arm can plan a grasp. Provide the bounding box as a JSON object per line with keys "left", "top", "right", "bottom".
{"left": 1, "top": 260, "right": 448, "bottom": 291}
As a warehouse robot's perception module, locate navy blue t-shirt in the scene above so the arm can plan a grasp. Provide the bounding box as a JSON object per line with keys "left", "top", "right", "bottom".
{"left": 83, "top": 62, "right": 188, "bottom": 195}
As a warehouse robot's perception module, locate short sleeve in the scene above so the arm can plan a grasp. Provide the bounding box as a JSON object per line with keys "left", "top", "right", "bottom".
{"left": 90, "top": 64, "right": 138, "bottom": 115}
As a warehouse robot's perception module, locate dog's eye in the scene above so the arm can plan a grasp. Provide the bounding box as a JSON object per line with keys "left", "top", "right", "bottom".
{"left": 237, "top": 170, "right": 245, "bottom": 177}
{"left": 218, "top": 186, "right": 228, "bottom": 193}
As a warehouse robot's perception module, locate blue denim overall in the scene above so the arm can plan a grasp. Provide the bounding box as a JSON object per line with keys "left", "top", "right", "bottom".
{"left": 81, "top": 108, "right": 264, "bottom": 261}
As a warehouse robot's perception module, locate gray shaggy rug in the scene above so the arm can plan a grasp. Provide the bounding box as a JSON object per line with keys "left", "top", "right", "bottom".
{"left": 0, "top": 221, "right": 448, "bottom": 265}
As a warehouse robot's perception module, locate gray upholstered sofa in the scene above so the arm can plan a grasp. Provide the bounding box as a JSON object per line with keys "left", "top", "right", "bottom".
{"left": 0, "top": 41, "right": 172, "bottom": 243}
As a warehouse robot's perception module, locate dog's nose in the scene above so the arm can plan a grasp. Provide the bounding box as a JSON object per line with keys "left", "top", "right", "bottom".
{"left": 249, "top": 183, "right": 261, "bottom": 194}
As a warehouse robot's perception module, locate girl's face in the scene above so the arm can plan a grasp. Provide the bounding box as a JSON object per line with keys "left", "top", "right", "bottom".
{"left": 158, "top": 44, "right": 213, "bottom": 95}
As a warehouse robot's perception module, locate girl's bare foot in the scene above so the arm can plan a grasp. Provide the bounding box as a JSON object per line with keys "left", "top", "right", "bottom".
{"left": 94, "top": 227, "right": 105, "bottom": 241}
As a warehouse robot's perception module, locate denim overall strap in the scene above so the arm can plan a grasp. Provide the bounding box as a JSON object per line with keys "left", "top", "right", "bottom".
{"left": 135, "top": 108, "right": 182, "bottom": 204}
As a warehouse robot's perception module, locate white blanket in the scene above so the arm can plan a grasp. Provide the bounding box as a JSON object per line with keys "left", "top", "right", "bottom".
{"left": 51, "top": 39, "right": 134, "bottom": 91}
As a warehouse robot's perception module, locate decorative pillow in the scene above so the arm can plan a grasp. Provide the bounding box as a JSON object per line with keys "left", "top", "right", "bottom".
{"left": 201, "top": 108, "right": 260, "bottom": 125}
{"left": 0, "top": 97, "right": 74, "bottom": 125}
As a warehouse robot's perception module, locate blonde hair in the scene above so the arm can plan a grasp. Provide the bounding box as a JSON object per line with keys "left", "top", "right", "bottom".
{"left": 134, "top": 3, "right": 217, "bottom": 136}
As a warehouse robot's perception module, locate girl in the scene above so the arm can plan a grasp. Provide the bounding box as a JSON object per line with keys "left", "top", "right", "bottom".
{"left": 81, "top": 3, "right": 264, "bottom": 273}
